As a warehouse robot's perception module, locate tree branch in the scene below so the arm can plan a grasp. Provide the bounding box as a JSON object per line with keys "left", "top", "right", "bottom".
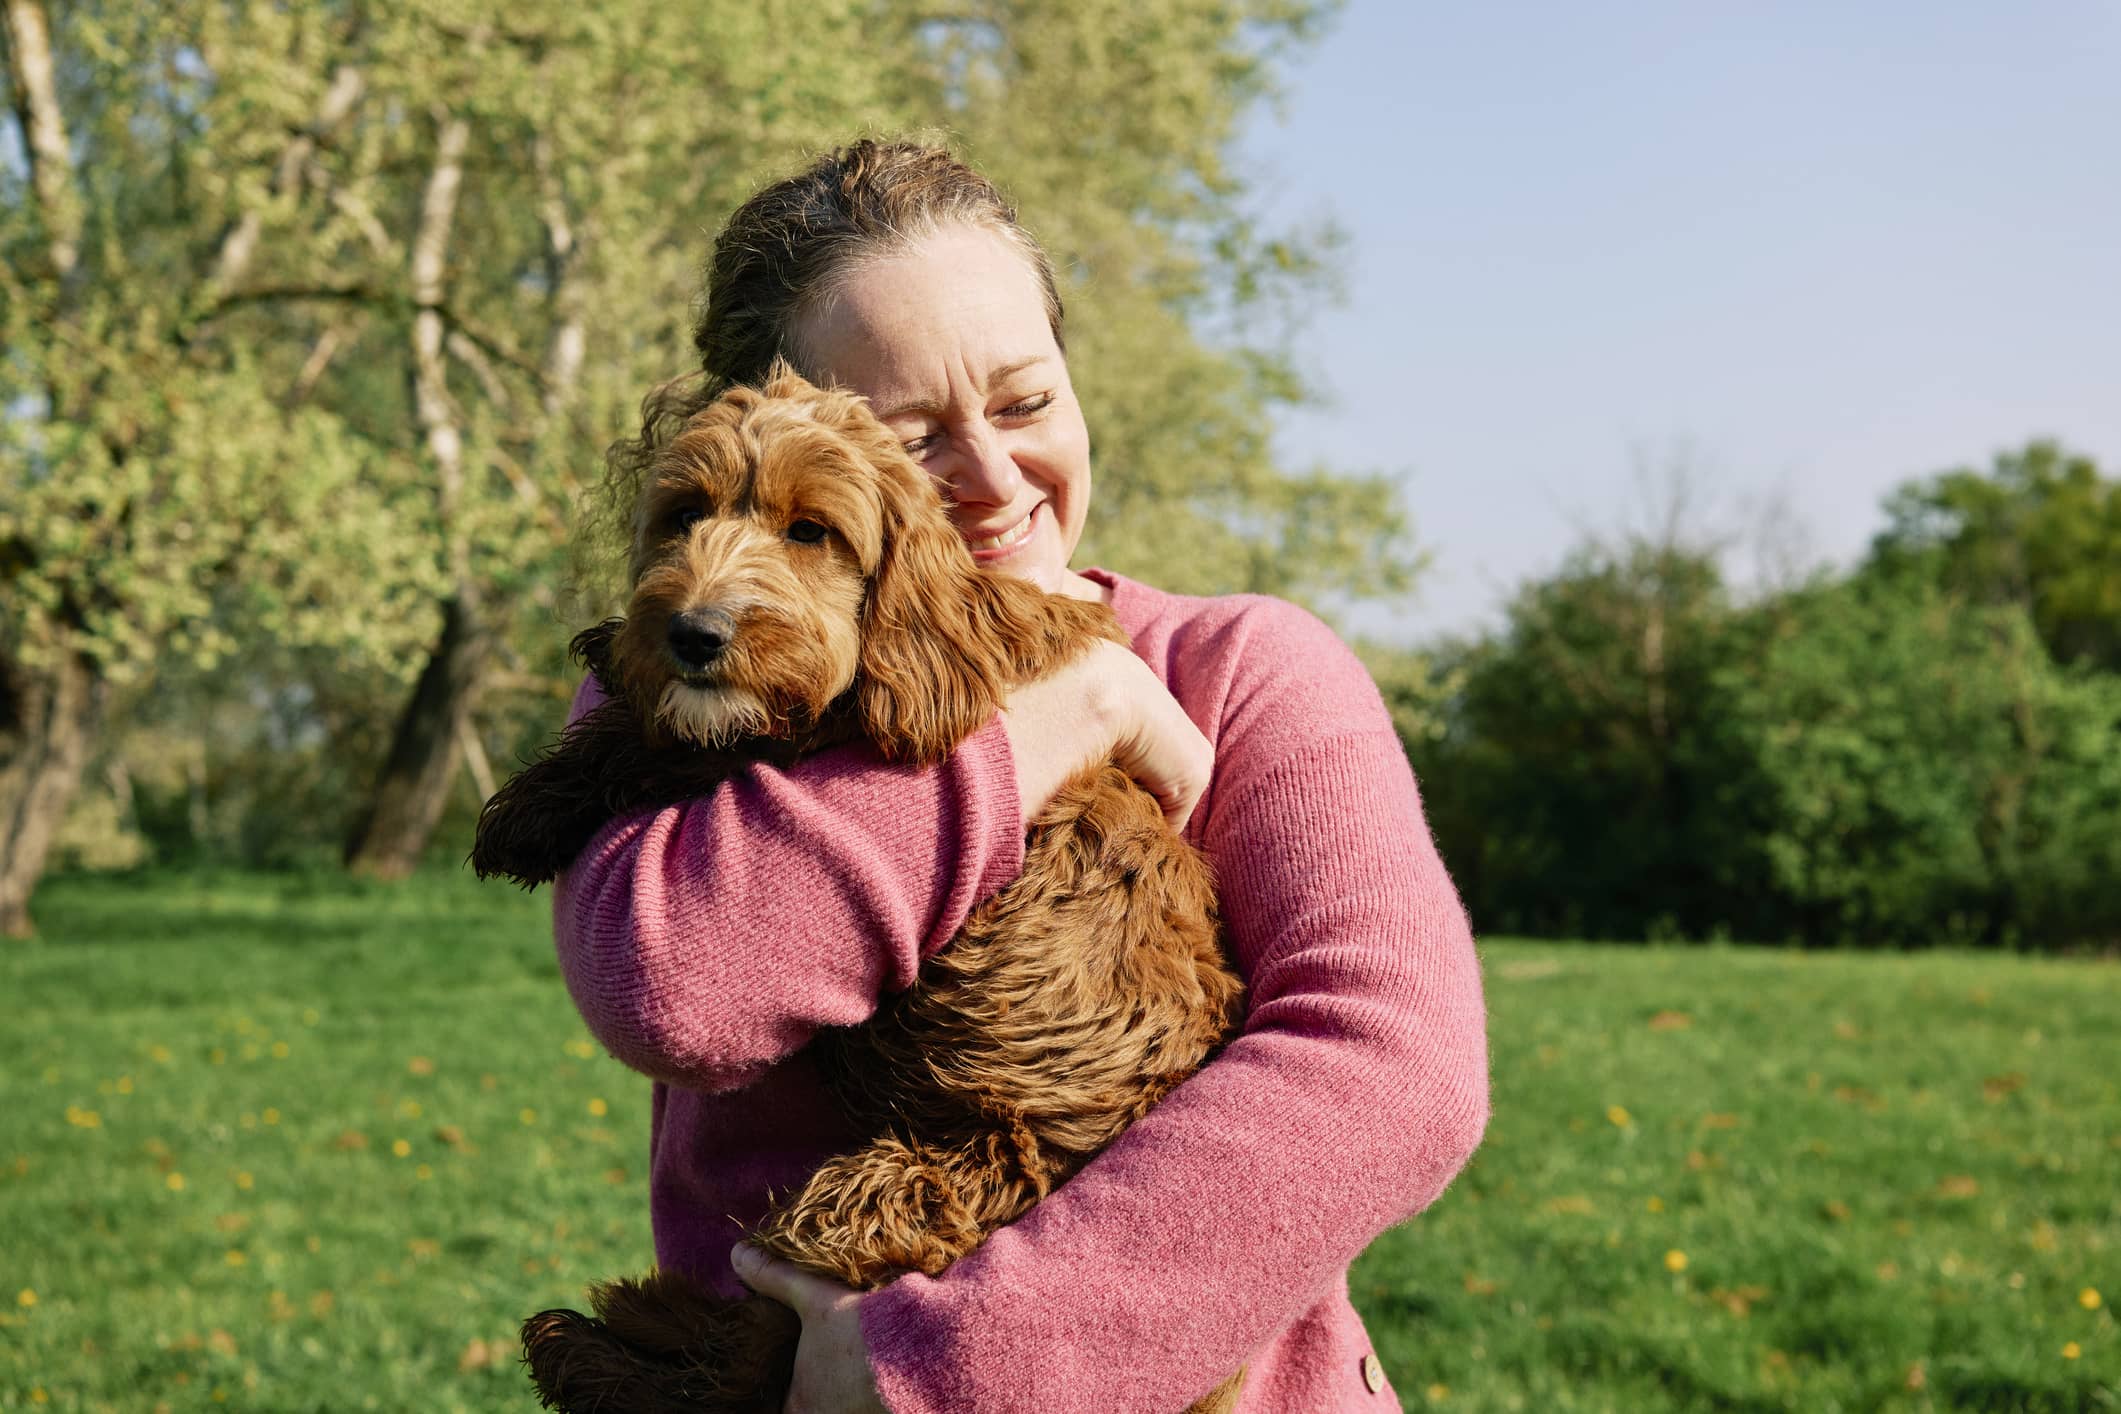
{"left": 202, "top": 64, "right": 367, "bottom": 302}
{"left": 411, "top": 112, "right": 473, "bottom": 587}
{"left": 2, "top": 0, "right": 82, "bottom": 284}
{"left": 532, "top": 131, "right": 586, "bottom": 421}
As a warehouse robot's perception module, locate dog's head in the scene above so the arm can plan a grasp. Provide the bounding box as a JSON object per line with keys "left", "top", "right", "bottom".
{"left": 606, "top": 364, "right": 1042, "bottom": 761}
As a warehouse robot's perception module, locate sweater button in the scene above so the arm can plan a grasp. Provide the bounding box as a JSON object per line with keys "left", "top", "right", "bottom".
{"left": 1361, "top": 1353, "right": 1386, "bottom": 1393}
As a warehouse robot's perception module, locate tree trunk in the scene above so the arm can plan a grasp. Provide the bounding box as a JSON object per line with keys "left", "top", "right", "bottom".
{"left": 342, "top": 111, "right": 477, "bottom": 880}
{"left": 0, "top": 649, "right": 107, "bottom": 937}
{"left": 341, "top": 592, "right": 490, "bottom": 878}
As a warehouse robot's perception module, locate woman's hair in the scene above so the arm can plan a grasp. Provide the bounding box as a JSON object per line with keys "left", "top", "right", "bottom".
{"left": 590, "top": 140, "right": 1063, "bottom": 576}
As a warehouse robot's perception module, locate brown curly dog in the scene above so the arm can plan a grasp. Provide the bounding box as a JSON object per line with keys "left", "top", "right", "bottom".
{"left": 472, "top": 367, "right": 1246, "bottom": 1414}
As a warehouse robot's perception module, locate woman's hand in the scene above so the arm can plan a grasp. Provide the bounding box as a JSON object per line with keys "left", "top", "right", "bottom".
{"left": 1000, "top": 639, "right": 1213, "bottom": 831}
{"left": 731, "top": 1244, "right": 891, "bottom": 1414}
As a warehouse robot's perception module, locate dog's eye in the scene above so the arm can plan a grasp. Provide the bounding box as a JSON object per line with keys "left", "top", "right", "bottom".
{"left": 671, "top": 507, "right": 705, "bottom": 533}
{"left": 787, "top": 519, "right": 828, "bottom": 544}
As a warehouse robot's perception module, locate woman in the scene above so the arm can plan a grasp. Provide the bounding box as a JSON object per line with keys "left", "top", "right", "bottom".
{"left": 555, "top": 140, "right": 1489, "bottom": 1413}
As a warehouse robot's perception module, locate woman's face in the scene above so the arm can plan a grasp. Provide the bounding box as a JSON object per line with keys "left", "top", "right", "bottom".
{"left": 797, "top": 224, "right": 1096, "bottom": 598}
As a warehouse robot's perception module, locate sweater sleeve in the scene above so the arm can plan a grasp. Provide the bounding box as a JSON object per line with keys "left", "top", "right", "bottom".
{"left": 550, "top": 677, "right": 1027, "bottom": 1093}
{"left": 860, "top": 600, "right": 1491, "bottom": 1414}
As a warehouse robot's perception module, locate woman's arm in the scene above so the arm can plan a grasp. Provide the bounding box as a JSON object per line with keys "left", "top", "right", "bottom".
{"left": 858, "top": 600, "right": 1491, "bottom": 1413}
{"left": 552, "top": 643, "right": 1213, "bottom": 1093}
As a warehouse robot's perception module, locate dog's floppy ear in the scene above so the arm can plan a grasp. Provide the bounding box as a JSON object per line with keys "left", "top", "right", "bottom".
{"left": 855, "top": 453, "right": 1024, "bottom": 763}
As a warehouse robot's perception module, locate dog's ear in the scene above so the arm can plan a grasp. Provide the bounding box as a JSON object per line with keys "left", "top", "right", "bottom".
{"left": 855, "top": 454, "right": 1025, "bottom": 763}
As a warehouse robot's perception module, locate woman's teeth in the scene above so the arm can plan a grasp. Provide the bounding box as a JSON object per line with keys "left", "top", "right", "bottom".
{"left": 968, "top": 513, "right": 1035, "bottom": 551}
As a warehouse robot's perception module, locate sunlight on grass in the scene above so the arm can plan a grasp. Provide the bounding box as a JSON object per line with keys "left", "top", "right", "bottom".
{"left": 3, "top": 870, "right": 2117, "bottom": 1410}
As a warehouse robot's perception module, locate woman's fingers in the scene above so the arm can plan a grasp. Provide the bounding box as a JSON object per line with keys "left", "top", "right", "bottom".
{"left": 1110, "top": 681, "right": 1212, "bottom": 831}
{"left": 729, "top": 1245, "right": 889, "bottom": 1414}
{"left": 730, "top": 1243, "right": 835, "bottom": 1317}
{"left": 1001, "top": 641, "right": 1214, "bottom": 831}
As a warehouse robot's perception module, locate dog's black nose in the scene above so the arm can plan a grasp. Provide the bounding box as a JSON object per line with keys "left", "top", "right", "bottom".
{"left": 667, "top": 608, "right": 735, "bottom": 671}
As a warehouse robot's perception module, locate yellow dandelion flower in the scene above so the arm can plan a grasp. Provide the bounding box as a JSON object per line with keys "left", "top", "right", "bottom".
{"left": 210, "top": 1048, "right": 227, "bottom": 1065}
{"left": 1426, "top": 1384, "right": 1449, "bottom": 1403}
{"left": 1664, "top": 1249, "right": 1689, "bottom": 1273}
{"left": 262, "top": 1108, "right": 280, "bottom": 1126}
{"left": 30, "top": 1388, "right": 48, "bottom": 1405}
{"left": 391, "top": 1139, "right": 411, "bottom": 1158}
{"left": 2079, "top": 1287, "right": 2102, "bottom": 1311}
{"left": 588, "top": 1098, "right": 608, "bottom": 1117}
{"left": 235, "top": 1172, "right": 254, "bottom": 1191}
{"left": 166, "top": 1172, "right": 186, "bottom": 1192}
{"left": 2062, "top": 1342, "right": 2081, "bottom": 1360}
{"left": 270, "top": 1042, "right": 289, "bottom": 1059}
{"left": 225, "top": 1249, "right": 247, "bottom": 1267}
{"left": 415, "top": 1164, "right": 433, "bottom": 1181}
{"left": 519, "top": 1108, "right": 538, "bottom": 1126}
{"left": 116, "top": 1076, "right": 133, "bottom": 1094}
{"left": 17, "top": 1289, "right": 35, "bottom": 1308}
{"left": 1646, "top": 1196, "right": 1665, "bottom": 1213}
{"left": 149, "top": 1044, "right": 172, "bottom": 1064}
{"left": 564, "top": 1039, "right": 596, "bottom": 1059}
{"left": 397, "top": 1100, "right": 422, "bottom": 1120}
{"left": 1606, "top": 1105, "right": 1632, "bottom": 1128}
{"left": 302, "top": 1008, "right": 320, "bottom": 1025}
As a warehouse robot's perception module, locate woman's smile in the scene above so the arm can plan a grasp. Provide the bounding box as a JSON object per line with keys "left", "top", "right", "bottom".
{"left": 963, "top": 503, "right": 1042, "bottom": 560}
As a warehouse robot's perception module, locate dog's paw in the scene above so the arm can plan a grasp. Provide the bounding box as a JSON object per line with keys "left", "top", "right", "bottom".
{"left": 521, "top": 1280, "right": 797, "bottom": 1414}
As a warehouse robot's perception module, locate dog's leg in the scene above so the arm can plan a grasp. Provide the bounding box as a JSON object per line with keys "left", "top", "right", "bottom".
{"left": 522, "top": 1268, "right": 797, "bottom": 1414}
{"left": 751, "top": 1131, "right": 1050, "bottom": 1290}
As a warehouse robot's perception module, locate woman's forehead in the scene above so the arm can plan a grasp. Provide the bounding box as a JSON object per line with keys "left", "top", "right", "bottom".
{"left": 802, "top": 226, "right": 1058, "bottom": 408}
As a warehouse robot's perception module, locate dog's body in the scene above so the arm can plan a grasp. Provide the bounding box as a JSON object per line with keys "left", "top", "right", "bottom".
{"left": 474, "top": 369, "right": 1245, "bottom": 1413}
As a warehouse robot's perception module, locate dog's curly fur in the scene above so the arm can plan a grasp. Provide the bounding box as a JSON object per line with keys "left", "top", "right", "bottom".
{"left": 473, "top": 367, "right": 1246, "bottom": 1413}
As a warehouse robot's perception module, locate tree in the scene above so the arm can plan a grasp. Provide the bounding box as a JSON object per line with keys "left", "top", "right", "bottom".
{"left": 251, "top": 0, "right": 1398, "bottom": 875}
{"left": 8, "top": 0, "right": 1423, "bottom": 903}
{"left": 1, "top": 0, "right": 437, "bottom": 933}
{"left": 1413, "top": 539, "right": 1767, "bottom": 939}
{"left": 1872, "top": 441, "right": 2121, "bottom": 672}
{"left": 1728, "top": 572, "right": 2121, "bottom": 947}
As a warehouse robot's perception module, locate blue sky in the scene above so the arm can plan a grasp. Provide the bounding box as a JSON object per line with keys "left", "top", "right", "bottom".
{"left": 1240, "top": 1, "right": 2120, "bottom": 641}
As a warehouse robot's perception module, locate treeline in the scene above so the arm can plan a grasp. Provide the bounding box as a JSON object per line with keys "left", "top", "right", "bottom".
{"left": 1, "top": 0, "right": 1393, "bottom": 935}
{"left": 1393, "top": 442, "right": 2121, "bottom": 951}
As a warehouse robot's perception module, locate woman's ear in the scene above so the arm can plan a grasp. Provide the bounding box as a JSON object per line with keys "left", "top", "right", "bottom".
{"left": 855, "top": 455, "right": 1019, "bottom": 763}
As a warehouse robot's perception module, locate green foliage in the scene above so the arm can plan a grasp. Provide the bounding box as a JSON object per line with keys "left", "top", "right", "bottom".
{"left": 1728, "top": 574, "right": 2121, "bottom": 947}
{"left": 1415, "top": 541, "right": 1771, "bottom": 941}
{"left": 1873, "top": 441, "right": 2121, "bottom": 672}
{"left": 8, "top": 0, "right": 1416, "bottom": 875}
{"left": 5, "top": 872, "right": 2114, "bottom": 1408}
{"left": 1414, "top": 446, "right": 2121, "bottom": 949}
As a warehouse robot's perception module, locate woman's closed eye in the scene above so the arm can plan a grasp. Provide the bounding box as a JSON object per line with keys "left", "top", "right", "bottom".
{"left": 997, "top": 392, "right": 1055, "bottom": 421}
{"left": 899, "top": 394, "right": 1056, "bottom": 461}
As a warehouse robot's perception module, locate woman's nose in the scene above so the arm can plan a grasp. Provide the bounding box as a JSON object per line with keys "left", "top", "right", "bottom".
{"left": 945, "top": 425, "right": 1023, "bottom": 507}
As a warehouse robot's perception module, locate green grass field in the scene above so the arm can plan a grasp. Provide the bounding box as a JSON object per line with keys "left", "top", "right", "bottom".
{"left": 2, "top": 871, "right": 2114, "bottom": 1412}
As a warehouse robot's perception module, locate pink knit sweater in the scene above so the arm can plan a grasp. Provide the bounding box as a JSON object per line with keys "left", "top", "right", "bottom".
{"left": 553, "top": 568, "right": 1489, "bottom": 1413}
